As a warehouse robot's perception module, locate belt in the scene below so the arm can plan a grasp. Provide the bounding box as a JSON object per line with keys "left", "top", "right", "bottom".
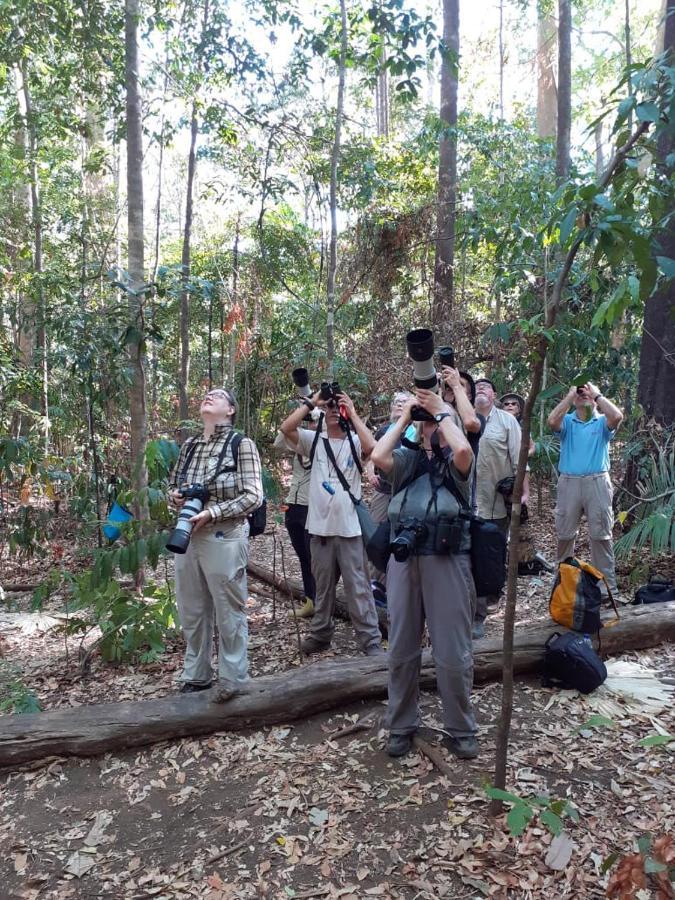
{"left": 558, "top": 472, "right": 608, "bottom": 479}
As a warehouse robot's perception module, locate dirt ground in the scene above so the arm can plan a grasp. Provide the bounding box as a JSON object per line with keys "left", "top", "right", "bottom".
{"left": 1, "top": 497, "right": 674, "bottom": 899}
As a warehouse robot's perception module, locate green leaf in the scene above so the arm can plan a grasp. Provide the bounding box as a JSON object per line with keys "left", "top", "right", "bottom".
{"left": 506, "top": 804, "right": 534, "bottom": 837}
{"left": 656, "top": 256, "right": 675, "bottom": 278}
{"left": 559, "top": 208, "right": 577, "bottom": 246}
{"left": 540, "top": 809, "right": 564, "bottom": 836}
{"left": 635, "top": 102, "right": 660, "bottom": 123}
{"left": 638, "top": 733, "right": 674, "bottom": 747}
{"left": 576, "top": 714, "right": 614, "bottom": 732}
{"left": 637, "top": 834, "right": 652, "bottom": 855}
{"left": 644, "top": 857, "right": 667, "bottom": 874}
{"left": 484, "top": 786, "right": 524, "bottom": 805}
{"left": 600, "top": 852, "right": 619, "bottom": 874}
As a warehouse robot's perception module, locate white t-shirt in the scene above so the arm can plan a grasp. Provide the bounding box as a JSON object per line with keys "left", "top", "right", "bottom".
{"left": 295, "top": 428, "right": 363, "bottom": 537}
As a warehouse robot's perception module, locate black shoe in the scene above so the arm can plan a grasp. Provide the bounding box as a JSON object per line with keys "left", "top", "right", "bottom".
{"left": 179, "top": 682, "right": 212, "bottom": 694}
{"left": 301, "top": 636, "right": 331, "bottom": 655}
{"left": 386, "top": 732, "right": 414, "bottom": 758}
{"left": 444, "top": 734, "right": 479, "bottom": 759}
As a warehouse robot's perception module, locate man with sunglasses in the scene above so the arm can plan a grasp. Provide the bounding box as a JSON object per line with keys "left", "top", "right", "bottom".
{"left": 168, "top": 388, "right": 263, "bottom": 699}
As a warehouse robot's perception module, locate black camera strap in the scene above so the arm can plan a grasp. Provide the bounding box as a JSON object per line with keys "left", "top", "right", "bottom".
{"left": 344, "top": 421, "right": 363, "bottom": 475}
{"left": 322, "top": 437, "right": 360, "bottom": 506}
{"left": 309, "top": 414, "right": 324, "bottom": 466}
{"left": 178, "top": 438, "right": 199, "bottom": 486}
{"left": 429, "top": 429, "right": 474, "bottom": 519}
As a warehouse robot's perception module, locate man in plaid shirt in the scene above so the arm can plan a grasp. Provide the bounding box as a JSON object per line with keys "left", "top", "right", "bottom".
{"left": 169, "top": 388, "right": 263, "bottom": 699}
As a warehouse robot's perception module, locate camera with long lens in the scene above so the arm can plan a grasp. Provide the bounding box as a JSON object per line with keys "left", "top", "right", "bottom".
{"left": 406, "top": 328, "right": 438, "bottom": 422}
{"left": 438, "top": 346, "right": 455, "bottom": 369}
{"left": 292, "top": 367, "right": 312, "bottom": 399}
{"left": 390, "top": 517, "right": 429, "bottom": 562}
{"left": 166, "top": 484, "right": 210, "bottom": 554}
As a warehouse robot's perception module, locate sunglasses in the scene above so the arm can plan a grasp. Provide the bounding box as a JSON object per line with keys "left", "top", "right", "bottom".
{"left": 503, "top": 400, "right": 520, "bottom": 406}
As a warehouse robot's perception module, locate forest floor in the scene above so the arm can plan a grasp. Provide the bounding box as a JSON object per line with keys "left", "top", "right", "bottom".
{"left": 1, "top": 494, "right": 674, "bottom": 899}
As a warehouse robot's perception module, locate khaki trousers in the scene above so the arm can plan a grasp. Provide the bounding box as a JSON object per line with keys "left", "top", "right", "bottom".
{"left": 175, "top": 523, "right": 249, "bottom": 686}
{"left": 309, "top": 535, "right": 382, "bottom": 651}
{"left": 386, "top": 553, "right": 476, "bottom": 738}
{"left": 368, "top": 490, "right": 391, "bottom": 585}
{"left": 555, "top": 472, "right": 617, "bottom": 594}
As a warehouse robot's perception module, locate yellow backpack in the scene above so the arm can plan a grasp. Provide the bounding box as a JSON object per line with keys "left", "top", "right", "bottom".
{"left": 550, "top": 557, "right": 619, "bottom": 633}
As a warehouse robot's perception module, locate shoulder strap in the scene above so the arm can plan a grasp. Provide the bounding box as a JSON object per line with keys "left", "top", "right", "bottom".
{"left": 322, "top": 437, "right": 359, "bottom": 505}
{"left": 429, "top": 429, "right": 472, "bottom": 516}
{"left": 213, "top": 430, "right": 239, "bottom": 475}
{"left": 178, "top": 438, "right": 200, "bottom": 485}
{"left": 309, "top": 415, "right": 324, "bottom": 465}
{"left": 344, "top": 424, "right": 363, "bottom": 474}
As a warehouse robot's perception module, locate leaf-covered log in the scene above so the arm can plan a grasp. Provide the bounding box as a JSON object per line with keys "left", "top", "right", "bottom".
{"left": 1, "top": 603, "right": 673, "bottom": 769}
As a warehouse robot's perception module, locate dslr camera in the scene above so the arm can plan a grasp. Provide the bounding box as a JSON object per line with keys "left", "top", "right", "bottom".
{"left": 166, "top": 484, "right": 210, "bottom": 554}
{"left": 390, "top": 517, "right": 429, "bottom": 562}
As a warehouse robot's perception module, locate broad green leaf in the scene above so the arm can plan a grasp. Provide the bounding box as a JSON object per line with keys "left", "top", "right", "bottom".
{"left": 559, "top": 208, "right": 577, "bottom": 246}
{"left": 656, "top": 256, "right": 675, "bottom": 278}
{"left": 635, "top": 102, "right": 660, "bottom": 123}
{"left": 600, "top": 852, "right": 619, "bottom": 874}
{"left": 541, "top": 809, "right": 563, "bottom": 836}
{"left": 506, "top": 804, "right": 534, "bottom": 836}
{"left": 484, "top": 786, "right": 524, "bottom": 804}
{"left": 637, "top": 834, "right": 652, "bottom": 855}
{"left": 638, "top": 733, "right": 674, "bottom": 747}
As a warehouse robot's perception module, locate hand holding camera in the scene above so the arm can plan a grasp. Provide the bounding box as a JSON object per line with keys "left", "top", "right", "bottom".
{"left": 442, "top": 366, "right": 461, "bottom": 390}
{"left": 415, "top": 388, "right": 446, "bottom": 417}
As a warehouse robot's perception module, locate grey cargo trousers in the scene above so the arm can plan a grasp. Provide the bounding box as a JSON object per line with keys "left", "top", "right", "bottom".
{"left": 174, "top": 522, "right": 249, "bottom": 687}
{"left": 309, "top": 535, "right": 382, "bottom": 652}
{"left": 386, "top": 552, "right": 477, "bottom": 738}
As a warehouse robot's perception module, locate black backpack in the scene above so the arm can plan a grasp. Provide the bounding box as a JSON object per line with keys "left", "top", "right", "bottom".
{"left": 222, "top": 432, "right": 267, "bottom": 538}
{"left": 543, "top": 632, "right": 607, "bottom": 694}
{"left": 632, "top": 576, "right": 675, "bottom": 606}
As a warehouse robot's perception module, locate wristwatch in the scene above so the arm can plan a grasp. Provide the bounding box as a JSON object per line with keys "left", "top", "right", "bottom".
{"left": 593, "top": 393, "right": 602, "bottom": 402}
{"left": 434, "top": 412, "right": 451, "bottom": 424}
{"left": 301, "top": 398, "right": 314, "bottom": 409}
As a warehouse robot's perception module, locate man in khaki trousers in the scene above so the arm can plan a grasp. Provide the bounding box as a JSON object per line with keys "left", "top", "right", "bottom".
{"left": 548, "top": 382, "right": 624, "bottom": 598}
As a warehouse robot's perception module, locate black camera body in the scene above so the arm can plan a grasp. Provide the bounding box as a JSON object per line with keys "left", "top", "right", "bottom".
{"left": 166, "top": 483, "right": 211, "bottom": 554}
{"left": 438, "top": 346, "right": 455, "bottom": 369}
{"left": 390, "top": 517, "right": 429, "bottom": 562}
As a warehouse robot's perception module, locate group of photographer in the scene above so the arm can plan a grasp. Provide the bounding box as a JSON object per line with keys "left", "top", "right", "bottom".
{"left": 165, "top": 330, "right": 623, "bottom": 762}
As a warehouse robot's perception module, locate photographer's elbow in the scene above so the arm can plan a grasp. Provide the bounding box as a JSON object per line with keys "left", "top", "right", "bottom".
{"left": 454, "top": 446, "right": 472, "bottom": 476}
{"left": 371, "top": 449, "right": 392, "bottom": 474}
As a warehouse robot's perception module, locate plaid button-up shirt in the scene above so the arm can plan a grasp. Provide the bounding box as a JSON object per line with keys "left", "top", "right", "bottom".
{"left": 169, "top": 424, "right": 263, "bottom": 523}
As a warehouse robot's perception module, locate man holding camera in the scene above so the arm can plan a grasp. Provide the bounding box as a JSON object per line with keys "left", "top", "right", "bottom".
{"left": 371, "top": 388, "right": 478, "bottom": 760}
{"left": 547, "top": 382, "right": 623, "bottom": 597}
{"left": 280, "top": 386, "right": 383, "bottom": 656}
{"left": 472, "top": 377, "right": 527, "bottom": 638}
{"left": 168, "top": 388, "right": 263, "bottom": 697}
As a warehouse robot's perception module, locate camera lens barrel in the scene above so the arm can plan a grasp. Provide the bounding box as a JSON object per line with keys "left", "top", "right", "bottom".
{"left": 292, "top": 367, "right": 312, "bottom": 398}
{"left": 406, "top": 328, "right": 437, "bottom": 389}
{"left": 165, "top": 496, "right": 205, "bottom": 554}
{"left": 438, "top": 346, "right": 455, "bottom": 369}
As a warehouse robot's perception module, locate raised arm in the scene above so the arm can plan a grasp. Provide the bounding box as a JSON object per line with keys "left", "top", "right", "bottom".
{"left": 280, "top": 391, "right": 320, "bottom": 449}
{"left": 371, "top": 399, "right": 416, "bottom": 474}
{"left": 586, "top": 382, "right": 623, "bottom": 431}
{"left": 548, "top": 386, "right": 577, "bottom": 432}
{"left": 338, "top": 393, "right": 375, "bottom": 459}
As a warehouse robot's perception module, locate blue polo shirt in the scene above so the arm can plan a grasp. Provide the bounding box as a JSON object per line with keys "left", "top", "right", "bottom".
{"left": 557, "top": 412, "right": 615, "bottom": 476}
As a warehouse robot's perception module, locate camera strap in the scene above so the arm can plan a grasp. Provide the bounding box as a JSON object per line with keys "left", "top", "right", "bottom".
{"left": 429, "top": 429, "right": 473, "bottom": 519}
{"left": 322, "top": 437, "right": 359, "bottom": 505}
{"left": 308, "top": 414, "right": 324, "bottom": 466}
{"left": 178, "top": 439, "right": 200, "bottom": 486}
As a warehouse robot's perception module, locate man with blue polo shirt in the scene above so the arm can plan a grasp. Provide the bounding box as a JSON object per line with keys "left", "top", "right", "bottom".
{"left": 547, "top": 381, "right": 624, "bottom": 597}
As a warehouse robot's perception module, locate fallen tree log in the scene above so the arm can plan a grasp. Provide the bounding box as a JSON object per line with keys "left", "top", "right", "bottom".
{"left": 247, "top": 559, "right": 388, "bottom": 629}
{"left": 1, "top": 602, "right": 673, "bottom": 769}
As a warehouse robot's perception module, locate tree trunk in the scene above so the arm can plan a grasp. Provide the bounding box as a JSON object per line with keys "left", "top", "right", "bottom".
{"left": 555, "top": 0, "right": 572, "bottom": 182}
{"left": 490, "top": 119, "right": 651, "bottom": 816}
{"left": 228, "top": 216, "right": 240, "bottom": 385}
{"left": 637, "top": 0, "right": 675, "bottom": 426}
{"left": 178, "top": 102, "right": 199, "bottom": 438}
{"left": 536, "top": 9, "right": 557, "bottom": 139}
{"left": 19, "top": 60, "right": 49, "bottom": 455}
{"left": 433, "top": 0, "right": 459, "bottom": 325}
{"left": 1, "top": 603, "right": 673, "bottom": 769}
{"left": 498, "top": 0, "right": 505, "bottom": 120}
{"left": 326, "top": 0, "right": 347, "bottom": 378}
{"left": 125, "top": 0, "right": 149, "bottom": 518}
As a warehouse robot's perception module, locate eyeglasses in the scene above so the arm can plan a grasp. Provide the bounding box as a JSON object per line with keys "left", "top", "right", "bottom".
{"left": 204, "top": 390, "right": 233, "bottom": 402}
{"left": 503, "top": 400, "right": 520, "bottom": 406}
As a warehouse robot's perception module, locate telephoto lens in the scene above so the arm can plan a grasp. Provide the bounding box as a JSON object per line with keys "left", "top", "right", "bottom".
{"left": 406, "top": 328, "right": 437, "bottom": 390}
{"left": 292, "top": 367, "right": 312, "bottom": 398}
{"left": 166, "top": 485, "right": 210, "bottom": 554}
{"left": 438, "top": 346, "right": 455, "bottom": 369}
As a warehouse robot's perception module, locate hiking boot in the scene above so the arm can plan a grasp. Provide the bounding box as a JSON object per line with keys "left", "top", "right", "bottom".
{"left": 387, "top": 732, "right": 414, "bottom": 758}
{"left": 179, "top": 682, "right": 212, "bottom": 694}
{"left": 444, "top": 734, "right": 479, "bottom": 759}
{"left": 301, "top": 636, "right": 331, "bottom": 655}
{"left": 364, "top": 643, "right": 385, "bottom": 657}
{"left": 295, "top": 597, "right": 315, "bottom": 619}
{"left": 472, "top": 619, "right": 485, "bottom": 640}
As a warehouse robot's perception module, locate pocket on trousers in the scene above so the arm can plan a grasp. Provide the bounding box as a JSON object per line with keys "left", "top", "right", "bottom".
{"left": 589, "top": 476, "right": 613, "bottom": 540}
{"left": 554, "top": 481, "right": 573, "bottom": 537}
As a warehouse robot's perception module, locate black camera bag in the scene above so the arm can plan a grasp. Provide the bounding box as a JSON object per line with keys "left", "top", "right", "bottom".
{"left": 632, "top": 577, "right": 675, "bottom": 605}
{"left": 469, "top": 518, "right": 507, "bottom": 596}
{"left": 543, "top": 631, "right": 607, "bottom": 694}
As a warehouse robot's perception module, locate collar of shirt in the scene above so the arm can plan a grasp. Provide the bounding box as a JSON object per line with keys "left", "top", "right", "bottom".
{"left": 571, "top": 411, "right": 599, "bottom": 423}
{"left": 201, "top": 423, "right": 233, "bottom": 441}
